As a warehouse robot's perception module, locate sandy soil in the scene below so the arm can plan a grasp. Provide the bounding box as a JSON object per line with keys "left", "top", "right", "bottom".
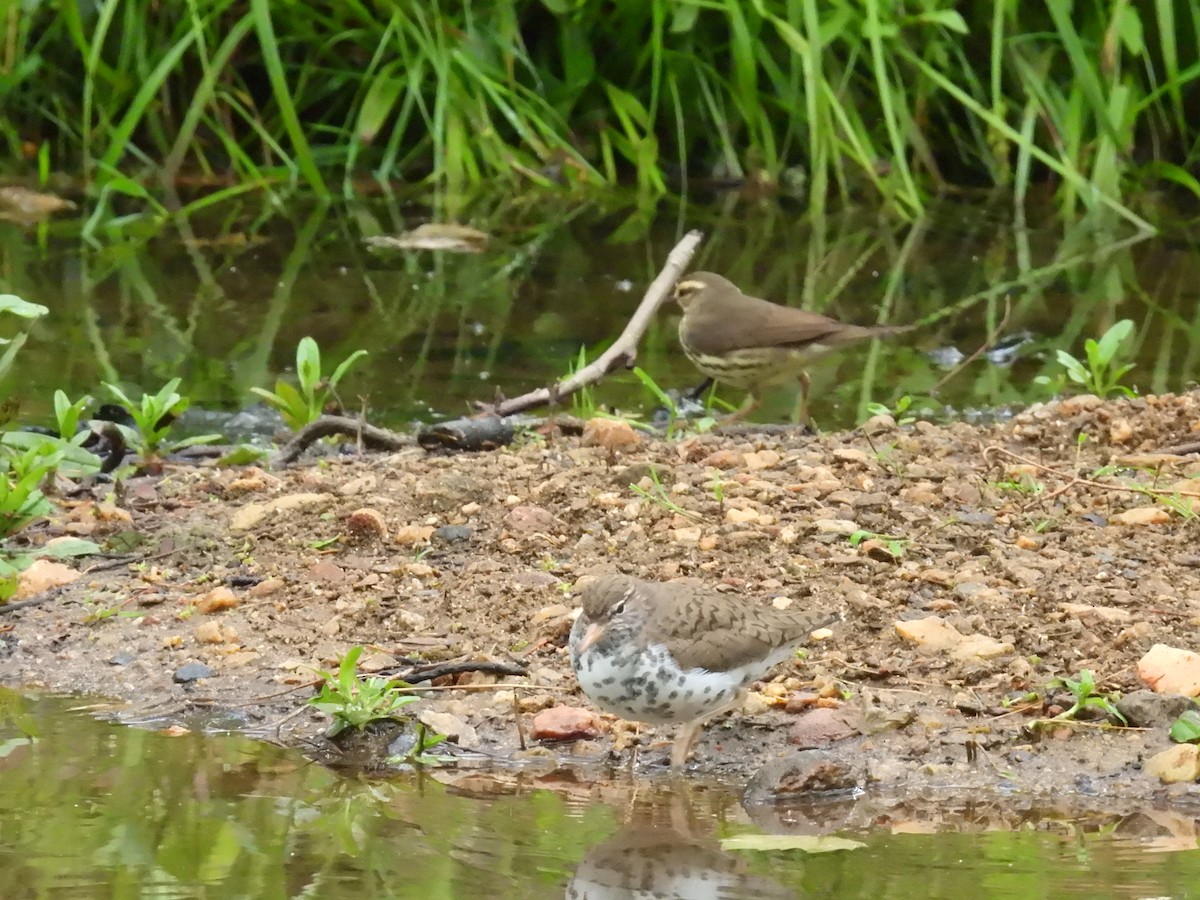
{"left": 4, "top": 391, "right": 1200, "bottom": 806}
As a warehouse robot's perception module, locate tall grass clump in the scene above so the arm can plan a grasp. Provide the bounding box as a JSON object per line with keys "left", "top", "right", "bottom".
{"left": 0, "top": 1, "right": 1198, "bottom": 221}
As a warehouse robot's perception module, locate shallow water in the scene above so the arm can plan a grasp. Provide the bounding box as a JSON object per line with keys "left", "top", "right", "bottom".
{"left": 4, "top": 193, "right": 1200, "bottom": 432}
{"left": 3, "top": 691, "right": 1199, "bottom": 898}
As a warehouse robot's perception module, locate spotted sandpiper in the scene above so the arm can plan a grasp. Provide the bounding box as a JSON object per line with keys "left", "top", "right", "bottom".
{"left": 674, "top": 271, "right": 911, "bottom": 424}
{"left": 569, "top": 573, "right": 838, "bottom": 768}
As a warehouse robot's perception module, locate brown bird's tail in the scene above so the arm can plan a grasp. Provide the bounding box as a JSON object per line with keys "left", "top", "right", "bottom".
{"left": 826, "top": 321, "right": 916, "bottom": 346}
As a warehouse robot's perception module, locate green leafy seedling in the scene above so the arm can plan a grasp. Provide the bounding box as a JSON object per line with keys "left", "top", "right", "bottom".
{"left": 1046, "top": 669, "right": 1127, "bottom": 724}
{"left": 308, "top": 645, "right": 421, "bottom": 737}
{"left": 1169, "top": 709, "right": 1200, "bottom": 743}
{"left": 1055, "top": 319, "right": 1136, "bottom": 398}
{"left": 0, "top": 453, "right": 54, "bottom": 539}
{"left": 53, "top": 390, "right": 92, "bottom": 441}
{"left": 866, "top": 394, "right": 916, "bottom": 426}
{"left": 848, "top": 529, "right": 909, "bottom": 559}
{"left": 104, "top": 378, "right": 221, "bottom": 456}
{"left": 388, "top": 722, "right": 455, "bottom": 766}
{"left": 629, "top": 466, "right": 701, "bottom": 520}
{"left": 250, "top": 336, "right": 368, "bottom": 429}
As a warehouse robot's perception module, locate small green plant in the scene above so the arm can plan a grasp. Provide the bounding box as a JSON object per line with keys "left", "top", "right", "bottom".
{"left": 1001, "top": 690, "right": 1041, "bottom": 709}
{"left": 706, "top": 475, "right": 727, "bottom": 517}
{"left": 52, "top": 391, "right": 92, "bottom": 441}
{"left": 388, "top": 722, "right": 454, "bottom": 766}
{"left": 993, "top": 474, "right": 1045, "bottom": 495}
{"left": 567, "top": 347, "right": 598, "bottom": 420}
{"left": 848, "top": 529, "right": 909, "bottom": 559}
{"left": 250, "top": 336, "right": 368, "bottom": 429}
{"left": 309, "top": 646, "right": 422, "bottom": 737}
{"left": 1169, "top": 708, "right": 1200, "bottom": 743}
{"left": 0, "top": 430, "right": 104, "bottom": 542}
{"left": 0, "top": 446, "right": 56, "bottom": 539}
{"left": 104, "top": 378, "right": 220, "bottom": 456}
{"left": 629, "top": 466, "right": 700, "bottom": 520}
{"left": 1046, "top": 669, "right": 1127, "bottom": 724}
{"left": 80, "top": 598, "right": 139, "bottom": 624}
{"left": 1055, "top": 319, "right": 1136, "bottom": 398}
{"left": 866, "top": 394, "right": 917, "bottom": 426}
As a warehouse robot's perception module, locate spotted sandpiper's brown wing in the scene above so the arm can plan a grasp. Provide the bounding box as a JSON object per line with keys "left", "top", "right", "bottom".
{"left": 636, "top": 581, "right": 837, "bottom": 674}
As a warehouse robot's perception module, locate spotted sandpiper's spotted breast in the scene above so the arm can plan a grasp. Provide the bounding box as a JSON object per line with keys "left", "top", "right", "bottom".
{"left": 569, "top": 573, "right": 838, "bottom": 767}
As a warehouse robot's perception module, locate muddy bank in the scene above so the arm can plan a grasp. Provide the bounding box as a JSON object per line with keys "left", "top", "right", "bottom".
{"left": 3, "top": 391, "right": 1200, "bottom": 804}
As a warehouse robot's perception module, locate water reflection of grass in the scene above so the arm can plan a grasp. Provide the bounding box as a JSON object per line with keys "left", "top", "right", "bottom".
{"left": 3, "top": 196, "right": 1198, "bottom": 429}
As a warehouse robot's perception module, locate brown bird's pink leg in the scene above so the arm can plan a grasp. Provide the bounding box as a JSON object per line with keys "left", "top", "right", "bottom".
{"left": 796, "top": 371, "right": 812, "bottom": 428}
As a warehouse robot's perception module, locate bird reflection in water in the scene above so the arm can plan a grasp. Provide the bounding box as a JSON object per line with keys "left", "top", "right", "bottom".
{"left": 565, "top": 822, "right": 794, "bottom": 900}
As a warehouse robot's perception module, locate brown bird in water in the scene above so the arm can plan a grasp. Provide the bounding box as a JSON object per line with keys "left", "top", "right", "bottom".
{"left": 673, "top": 271, "right": 911, "bottom": 424}
{"left": 569, "top": 573, "right": 838, "bottom": 768}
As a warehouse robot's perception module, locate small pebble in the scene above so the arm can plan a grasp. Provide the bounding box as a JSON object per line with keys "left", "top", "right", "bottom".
{"left": 434, "top": 525, "right": 473, "bottom": 544}
{"left": 173, "top": 663, "right": 216, "bottom": 683}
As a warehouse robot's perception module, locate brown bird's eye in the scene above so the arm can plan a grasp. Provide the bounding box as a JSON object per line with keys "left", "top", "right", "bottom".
{"left": 674, "top": 280, "right": 703, "bottom": 307}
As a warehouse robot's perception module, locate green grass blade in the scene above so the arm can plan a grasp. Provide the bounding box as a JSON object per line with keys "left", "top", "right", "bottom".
{"left": 249, "top": 0, "right": 327, "bottom": 195}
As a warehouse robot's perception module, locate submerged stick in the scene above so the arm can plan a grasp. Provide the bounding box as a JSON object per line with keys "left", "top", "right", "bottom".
{"left": 478, "top": 229, "right": 705, "bottom": 417}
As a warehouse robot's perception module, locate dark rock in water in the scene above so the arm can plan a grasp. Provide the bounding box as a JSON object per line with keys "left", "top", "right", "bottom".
{"left": 216, "top": 404, "right": 288, "bottom": 442}
{"left": 743, "top": 749, "right": 863, "bottom": 805}
{"left": 433, "top": 525, "right": 473, "bottom": 544}
{"left": 173, "top": 662, "right": 216, "bottom": 683}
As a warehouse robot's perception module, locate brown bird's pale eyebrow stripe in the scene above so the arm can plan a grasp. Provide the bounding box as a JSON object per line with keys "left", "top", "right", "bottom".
{"left": 675, "top": 280, "right": 706, "bottom": 292}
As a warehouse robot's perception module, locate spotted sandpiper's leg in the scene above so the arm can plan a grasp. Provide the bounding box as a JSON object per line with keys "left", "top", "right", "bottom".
{"left": 670, "top": 721, "right": 703, "bottom": 769}
{"left": 669, "top": 693, "right": 746, "bottom": 769}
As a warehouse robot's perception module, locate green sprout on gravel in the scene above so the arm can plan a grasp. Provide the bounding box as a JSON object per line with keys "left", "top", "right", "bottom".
{"left": 629, "top": 466, "right": 701, "bottom": 521}
{"left": 1169, "top": 709, "right": 1200, "bottom": 744}
{"left": 104, "top": 378, "right": 221, "bottom": 456}
{"left": 848, "top": 529, "right": 909, "bottom": 559}
{"left": 865, "top": 394, "right": 917, "bottom": 427}
{"left": 1055, "top": 319, "right": 1136, "bottom": 398}
{"left": 1046, "top": 669, "right": 1127, "bottom": 724}
{"left": 251, "top": 336, "right": 368, "bottom": 430}
{"left": 993, "top": 474, "right": 1044, "bottom": 495}
{"left": 309, "top": 645, "right": 423, "bottom": 737}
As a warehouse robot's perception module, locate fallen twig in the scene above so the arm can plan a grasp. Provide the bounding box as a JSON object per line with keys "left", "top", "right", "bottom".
{"left": 981, "top": 445, "right": 1200, "bottom": 501}
{"left": 388, "top": 659, "right": 528, "bottom": 684}
{"left": 1154, "top": 440, "right": 1200, "bottom": 456}
{"left": 476, "top": 229, "right": 704, "bottom": 417}
{"left": 273, "top": 414, "right": 413, "bottom": 465}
